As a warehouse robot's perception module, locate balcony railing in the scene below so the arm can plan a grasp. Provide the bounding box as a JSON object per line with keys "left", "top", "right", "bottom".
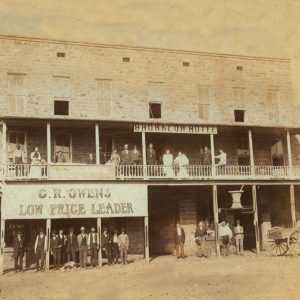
{"left": 0, "top": 164, "right": 299, "bottom": 181}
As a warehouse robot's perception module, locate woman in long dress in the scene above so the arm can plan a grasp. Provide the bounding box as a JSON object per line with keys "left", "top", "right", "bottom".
{"left": 30, "top": 147, "right": 42, "bottom": 178}
{"left": 174, "top": 151, "right": 189, "bottom": 178}
{"left": 108, "top": 149, "right": 121, "bottom": 166}
{"left": 163, "top": 149, "right": 174, "bottom": 177}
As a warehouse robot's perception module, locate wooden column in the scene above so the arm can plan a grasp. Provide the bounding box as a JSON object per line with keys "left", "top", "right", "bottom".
{"left": 95, "top": 123, "right": 100, "bottom": 165}
{"left": 248, "top": 129, "right": 255, "bottom": 175}
{"left": 2, "top": 121, "right": 7, "bottom": 165}
{"left": 252, "top": 185, "right": 260, "bottom": 255}
{"left": 46, "top": 122, "right": 51, "bottom": 164}
{"left": 0, "top": 219, "right": 5, "bottom": 275}
{"left": 212, "top": 185, "right": 220, "bottom": 256}
{"left": 97, "top": 218, "right": 102, "bottom": 267}
{"left": 142, "top": 132, "right": 147, "bottom": 178}
{"left": 45, "top": 219, "right": 51, "bottom": 271}
{"left": 290, "top": 185, "right": 297, "bottom": 228}
{"left": 210, "top": 134, "right": 216, "bottom": 177}
{"left": 287, "top": 130, "right": 293, "bottom": 167}
{"left": 144, "top": 216, "right": 150, "bottom": 262}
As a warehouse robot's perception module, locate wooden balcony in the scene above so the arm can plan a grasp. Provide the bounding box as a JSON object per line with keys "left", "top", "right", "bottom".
{"left": 1, "top": 164, "right": 300, "bottom": 181}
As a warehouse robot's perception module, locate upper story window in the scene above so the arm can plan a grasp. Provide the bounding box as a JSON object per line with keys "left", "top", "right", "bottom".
{"left": 8, "top": 131, "right": 27, "bottom": 163}
{"left": 53, "top": 76, "right": 70, "bottom": 99}
{"left": 266, "top": 90, "right": 280, "bottom": 122}
{"left": 148, "top": 82, "right": 164, "bottom": 118}
{"left": 197, "top": 85, "right": 211, "bottom": 120}
{"left": 7, "top": 73, "right": 26, "bottom": 114}
{"left": 96, "top": 79, "right": 112, "bottom": 116}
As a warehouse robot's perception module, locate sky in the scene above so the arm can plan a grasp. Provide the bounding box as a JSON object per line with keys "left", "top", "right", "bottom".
{"left": 1, "top": 0, "right": 300, "bottom": 101}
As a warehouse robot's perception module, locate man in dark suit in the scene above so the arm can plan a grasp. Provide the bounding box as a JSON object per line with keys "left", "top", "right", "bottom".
{"left": 174, "top": 222, "right": 186, "bottom": 259}
{"left": 50, "top": 230, "right": 61, "bottom": 270}
{"left": 101, "top": 227, "right": 112, "bottom": 266}
{"left": 120, "top": 144, "right": 132, "bottom": 165}
{"left": 146, "top": 143, "right": 156, "bottom": 165}
{"left": 12, "top": 231, "right": 25, "bottom": 272}
{"left": 66, "top": 227, "right": 78, "bottom": 263}
{"left": 131, "top": 145, "right": 142, "bottom": 165}
{"left": 34, "top": 228, "right": 47, "bottom": 272}
{"left": 88, "top": 226, "right": 99, "bottom": 267}
{"left": 57, "top": 229, "right": 66, "bottom": 266}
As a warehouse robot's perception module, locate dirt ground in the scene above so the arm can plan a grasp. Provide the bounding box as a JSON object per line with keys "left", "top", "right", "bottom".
{"left": 0, "top": 254, "right": 300, "bottom": 300}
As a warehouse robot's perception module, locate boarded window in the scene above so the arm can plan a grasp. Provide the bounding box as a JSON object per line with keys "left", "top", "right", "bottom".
{"left": 197, "top": 86, "right": 211, "bottom": 120}
{"left": 96, "top": 79, "right": 112, "bottom": 116}
{"left": 53, "top": 76, "right": 70, "bottom": 98}
{"left": 266, "top": 90, "right": 279, "bottom": 121}
{"left": 233, "top": 87, "right": 245, "bottom": 108}
{"left": 8, "top": 74, "right": 25, "bottom": 113}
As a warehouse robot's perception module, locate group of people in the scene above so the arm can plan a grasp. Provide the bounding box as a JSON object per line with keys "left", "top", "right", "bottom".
{"left": 173, "top": 219, "right": 244, "bottom": 259}
{"left": 12, "top": 226, "right": 130, "bottom": 273}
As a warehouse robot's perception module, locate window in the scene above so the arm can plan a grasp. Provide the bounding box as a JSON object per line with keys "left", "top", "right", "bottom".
{"left": 54, "top": 100, "right": 69, "bottom": 115}
{"left": 53, "top": 76, "right": 70, "bottom": 98}
{"left": 7, "top": 74, "right": 25, "bottom": 113}
{"left": 234, "top": 110, "right": 245, "bottom": 122}
{"left": 96, "top": 79, "right": 112, "bottom": 116}
{"left": 182, "top": 61, "right": 190, "bottom": 67}
{"left": 271, "top": 139, "right": 284, "bottom": 166}
{"left": 8, "top": 131, "right": 26, "bottom": 162}
{"left": 54, "top": 134, "right": 72, "bottom": 163}
{"left": 197, "top": 86, "right": 211, "bottom": 120}
{"left": 149, "top": 103, "right": 161, "bottom": 118}
{"left": 266, "top": 90, "right": 279, "bottom": 122}
{"left": 236, "top": 66, "right": 243, "bottom": 71}
{"left": 57, "top": 52, "right": 65, "bottom": 58}
{"left": 123, "top": 57, "right": 130, "bottom": 62}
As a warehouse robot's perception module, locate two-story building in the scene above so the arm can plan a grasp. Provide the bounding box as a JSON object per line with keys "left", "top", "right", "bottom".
{"left": 0, "top": 35, "right": 300, "bottom": 273}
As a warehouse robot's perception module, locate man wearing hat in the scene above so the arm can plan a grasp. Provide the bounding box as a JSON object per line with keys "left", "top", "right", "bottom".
{"left": 77, "top": 226, "right": 88, "bottom": 268}
{"left": 88, "top": 226, "right": 99, "bottom": 267}
{"left": 112, "top": 229, "right": 120, "bottom": 264}
{"left": 118, "top": 228, "right": 129, "bottom": 265}
{"left": 101, "top": 227, "right": 112, "bottom": 266}
{"left": 58, "top": 229, "right": 66, "bottom": 266}
{"left": 173, "top": 222, "right": 185, "bottom": 259}
{"left": 34, "top": 228, "right": 47, "bottom": 272}
{"left": 66, "top": 227, "right": 78, "bottom": 263}
{"left": 50, "top": 230, "right": 61, "bottom": 270}
{"left": 12, "top": 230, "right": 25, "bottom": 272}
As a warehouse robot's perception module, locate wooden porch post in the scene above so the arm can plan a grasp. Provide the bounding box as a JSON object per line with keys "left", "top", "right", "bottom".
{"left": 290, "top": 185, "right": 297, "bottom": 228}
{"left": 210, "top": 134, "right": 215, "bottom": 177}
{"left": 46, "top": 122, "right": 51, "bottom": 164}
{"left": 97, "top": 217, "right": 102, "bottom": 267}
{"left": 252, "top": 185, "right": 260, "bottom": 255}
{"left": 95, "top": 123, "right": 100, "bottom": 165}
{"left": 248, "top": 129, "right": 255, "bottom": 176}
{"left": 212, "top": 185, "right": 220, "bottom": 256}
{"left": 142, "top": 132, "right": 147, "bottom": 178}
{"left": 144, "top": 216, "right": 150, "bottom": 262}
{"left": 0, "top": 219, "right": 5, "bottom": 275}
{"left": 45, "top": 219, "right": 51, "bottom": 271}
{"left": 2, "top": 121, "right": 7, "bottom": 165}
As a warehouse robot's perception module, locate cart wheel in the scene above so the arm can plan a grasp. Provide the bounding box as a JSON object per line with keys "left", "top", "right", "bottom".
{"left": 266, "top": 238, "right": 288, "bottom": 256}
{"left": 288, "top": 230, "right": 300, "bottom": 257}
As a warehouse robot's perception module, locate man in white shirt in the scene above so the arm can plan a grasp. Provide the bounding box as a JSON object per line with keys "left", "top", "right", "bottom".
{"left": 215, "top": 149, "right": 227, "bottom": 166}
{"left": 112, "top": 229, "right": 120, "bottom": 264}
{"left": 163, "top": 149, "right": 174, "bottom": 177}
{"left": 174, "top": 151, "right": 189, "bottom": 178}
{"left": 218, "top": 221, "right": 232, "bottom": 256}
{"left": 234, "top": 219, "right": 244, "bottom": 255}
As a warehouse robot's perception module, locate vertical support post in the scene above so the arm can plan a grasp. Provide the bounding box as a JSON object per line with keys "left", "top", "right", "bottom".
{"left": 290, "top": 185, "right": 297, "bottom": 228}
{"left": 142, "top": 132, "right": 147, "bottom": 178}
{"left": 0, "top": 219, "right": 5, "bottom": 275}
{"left": 252, "top": 185, "right": 260, "bottom": 255}
{"left": 210, "top": 134, "right": 215, "bottom": 177}
{"left": 212, "top": 185, "right": 220, "bottom": 256}
{"left": 287, "top": 130, "right": 292, "bottom": 167}
{"left": 2, "top": 121, "right": 7, "bottom": 165}
{"left": 45, "top": 219, "right": 51, "bottom": 271}
{"left": 248, "top": 129, "right": 255, "bottom": 176}
{"left": 46, "top": 122, "right": 51, "bottom": 164}
{"left": 95, "top": 123, "right": 100, "bottom": 165}
{"left": 144, "top": 216, "right": 149, "bottom": 262}
{"left": 97, "top": 217, "right": 102, "bottom": 267}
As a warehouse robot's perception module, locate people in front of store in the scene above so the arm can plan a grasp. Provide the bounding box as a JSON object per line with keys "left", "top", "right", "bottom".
{"left": 88, "top": 226, "right": 99, "bottom": 267}
{"left": 131, "top": 145, "right": 142, "bottom": 165}
{"left": 58, "top": 229, "right": 66, "bottom": 266}
{"left": 218, "top": 221, "right": 233, "bottom": 256}
{"left": 77, "top": 226, "right": 88, "bottom": 268}
{"left": 66, "top": 227, "right": 78, "bottom": 264}
{"left": 50, "top": 230, "right": 61, "bottom": 271}
{"left": 234, "top": 219, "right": 244, "bottom": 256}
{"left": 102, "top": 227, "right": 113, "bottom": 266}
{"left": 195, "top": 221, "right": 208, "bottom": 258}
{"left": 120, "top": 144, "right": 132, "bottom": 165}
{"left": 12, "top": 230, "right": 25, "bottom": 273}
{"left": 163, "top": 149, "right": 174, "bottom": 177}
{"left": 86, "top": 153, "right": 95, "bottom": 165}
{"left": 174, "top": 151, "right": 189, "bottom": 178}
{"left": 34, "top": 228, "right": 47, "bottom": 272}
{"left": 146, "top": 143, "right": 156, "bottom": 165}
{"left": 111, "top": 229, "right": 120, "bottom": 264}
{"left": 118, "top": 228, "right": 129, "bottom": 265}
{"left": 174, "top": 222, "right": 185, "bottom": 259}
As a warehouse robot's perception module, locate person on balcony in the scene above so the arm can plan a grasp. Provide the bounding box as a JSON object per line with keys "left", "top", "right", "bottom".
{"left": 131, "top": 145, "right": 142, "bottom": 165}
{"left": 215, "top": 149, "right": 227, "bottom": 175}
{"left": 56, "top": 151, "right": 65, "bottom": 163}
{"left": 146, "top": 143, "right": 156, "bottom": 165}
{"left": 163, "top": 149, "right": 174, "bottom": 177}
{"left": 109, "top": 149, "right": 121, "bottom": 166}
{"left": 86, "top": 153, "right": 95, "bottom": 164}
{"left": 120, "top": 144, "right": 132, "bottom": 165}
{"left": 174, "top": 151, "right": 189, "bottom": 178}
{"left": 201, "top": 146, "right": 212, "bottom": 165}
{"left": 30, "top": 147, "right": 42, "bottom": 178}
{"left": 14, "top": 144, "right": 25, "bottom": 177}
{"left": 234, "top": 219, "right": 244, "bottom": 256}
{"left": 195, "top": 221, "right": 208, "bottom": 258}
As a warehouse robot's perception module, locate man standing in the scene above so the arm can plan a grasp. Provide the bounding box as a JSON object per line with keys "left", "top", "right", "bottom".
{"left": 174, "top": 223, "right": 185, "bottom": 259}
{"left": 146, "top": 143, "right": 156, "bottom": 165}
{"left": 77, "top": 226, "right": 88, "bottom": 268}
{"left": 174, "top": 151, "right": 189, "bottom": 178}
{"left": 12, "top": 231, "right": 25, "bottom": 273}
{"left": 120, "top": 144, "right": 132, "bottom": 165}
{"left": 118, "top": 228, "right": 129, "bottom": 265}
{"left": 86, "top": 153, "right": 95, "bottom": 164}
{"left": 50, "top": 230, "right": 61, "bottom": 270}
{"left": 201, "top": 146, "right": 212, "bottom": 165}
{"left": 131, "top": 145, "right": 142, "bottom": 165}
{"left": 219, "top": 221, "right": 232, "bottom": 256}
{"left": 111, "top": 229, "right": 120, "bottom": 264}
{"left": 66, "top": 227, "right": 78, "bottom": 263}
{"left": 234, "top": 219, "right": 244, "bottom": 255}
{"left": 57, "top": 229, "right": 66, "bottom": 267}
{"left": 102, "top": 227, "right": 112, "bottom": 266}
{"left": 34, "top": 228, "right": 47, "bottom": 272}
{"left": 88, "top": 226, "right": 99, "bottom": 267}
{"left": 195, "top": 221, "right": 208, "bottom": 258}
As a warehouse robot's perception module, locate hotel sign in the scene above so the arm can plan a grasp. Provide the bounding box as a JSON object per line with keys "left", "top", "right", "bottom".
{"left": 2, "top": 184, "right": 147, "bottom": 219}
{"left": 133, "top": 123, "right": 217, "bottom": 134}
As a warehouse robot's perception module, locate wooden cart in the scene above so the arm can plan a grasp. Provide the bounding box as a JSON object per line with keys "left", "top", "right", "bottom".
{"left": 266, "top": 226, "right": 300, "bottom": 256}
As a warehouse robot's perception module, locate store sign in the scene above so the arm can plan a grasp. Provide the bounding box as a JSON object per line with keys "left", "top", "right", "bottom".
{"left": 2, "top": 184, "right": 148, "bottom": 219}
{"left": 133, "top": 123, "right": 217, "bottom": 134}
